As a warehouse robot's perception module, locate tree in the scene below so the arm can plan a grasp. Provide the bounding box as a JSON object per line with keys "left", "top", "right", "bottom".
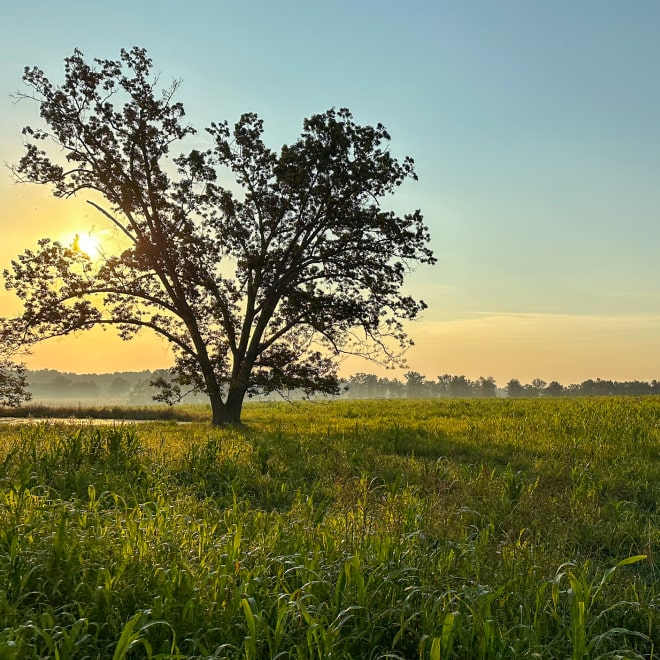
{"left": 0, "top": 327, "right": 31, "bottom": 407}
{"left": 109, "top": 376, "right": 131, "bottom": 397}
{"left": 0, "top": 357, "right": 30, "bottom": 407}
{"left": 446, "top": 374, "right": 473, "bottom": 398}
{"left": 477, "top": 376, "right": 497, "bottom": 398}
{"left": 525, "top": 378, "right": 547, "bottom": 398}
{"left": 5, "top": 47, "right": 434, "bottom": 424}
{"left": 436, "top": 374, "right": 452, "bottom": 397}
{"left": 347, "top": 373, "right": 381, "bottom": 399}
{"left": 545, "top": 380, "right": 564, "bottom": 397}
{"left": 404, "top": 371, "right": 429, "bottom": 398}
{"left": 506, "top": 378, "right": 525, "bottom": 398}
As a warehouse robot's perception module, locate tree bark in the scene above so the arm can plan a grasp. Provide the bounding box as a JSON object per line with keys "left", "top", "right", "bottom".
{"left": 223, "top": 385, "right": 247, "bottom": 424}
{"left": 207, "top": 385, "right": 246, "bottom": 425}
{"left": 208, "top": 389, "right": 227, "bottom": 426}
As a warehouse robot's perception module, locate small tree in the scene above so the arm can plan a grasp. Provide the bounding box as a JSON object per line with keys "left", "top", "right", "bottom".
{"left": 5, "top": 47, "right": 434, "bottom": 424}
{"left": 0, "top": 327, "right": 31, "bottom": 407}
{"left": 0, "top": 359, "right": 30, "bottom": 407}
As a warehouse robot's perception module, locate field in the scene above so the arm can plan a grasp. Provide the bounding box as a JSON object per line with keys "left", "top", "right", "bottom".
{"left": 0, "top": 397, "right": 657, "bottom": 658}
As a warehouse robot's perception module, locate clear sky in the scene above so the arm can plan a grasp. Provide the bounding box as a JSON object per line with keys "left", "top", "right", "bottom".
{"left": 1, "top": 1, "right": 659, "bottom": 385}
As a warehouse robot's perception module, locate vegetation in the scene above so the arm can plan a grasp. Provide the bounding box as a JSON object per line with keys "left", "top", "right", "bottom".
{"left": 0, "top": 402, "right": 206, "bottom": 422}
{"left": 0, "top": 358, "right": 29, "bottom": 408}
{"left": 0, "top": 327, "right": 30, "bottom": 407}
{"left": 20, "top": 369, "right": 192, "bottom": 407}
{"left": 0, "top": 397, "right": 657, "bottom": 658}
{"left": 4, "top": 46, "right": 433, "bottom": 424}
{"left": 10, "top": 368, "right": 660, "bottom": 410}
{"left": 347, "top": 372, "right": 660, "bottom": 399}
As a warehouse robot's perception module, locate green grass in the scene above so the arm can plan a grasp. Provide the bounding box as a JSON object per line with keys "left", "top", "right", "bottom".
{"left": 0, "top": 397, "right": 657, "bottom": 658}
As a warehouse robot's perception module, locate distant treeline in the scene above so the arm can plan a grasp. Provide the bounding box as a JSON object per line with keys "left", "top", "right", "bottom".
{"left": 23, "top": 369, "right": 660, "bottom": 404}
{"left": 24, "top": 369, "right": 199, "bottom": 405}
{"left": 341, "top": 372, "right": 660, "bottom": 399}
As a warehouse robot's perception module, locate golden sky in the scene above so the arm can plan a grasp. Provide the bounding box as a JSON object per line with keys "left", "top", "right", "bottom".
{"left": 2, "top": 2, "right": 660, "bottom": 386}
{"left": 3, "top": 179, "right": 660, "bottom": 384}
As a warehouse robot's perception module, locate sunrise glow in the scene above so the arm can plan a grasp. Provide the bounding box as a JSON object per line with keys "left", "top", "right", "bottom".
{"left": 72, "top": 232, "right": 101, "bottom": 257}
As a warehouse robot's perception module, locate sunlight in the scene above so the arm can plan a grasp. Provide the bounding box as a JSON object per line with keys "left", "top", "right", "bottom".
{"left": 72, "top": 232, "right": 101, "bottom": 257}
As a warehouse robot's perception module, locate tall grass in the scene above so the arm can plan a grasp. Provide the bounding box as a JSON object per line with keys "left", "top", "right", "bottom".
{"left": 0, "top": 397, "right": 657, "bottom": 658}
{"left": 0, "top": 402, "right": 208, "bottom": 422}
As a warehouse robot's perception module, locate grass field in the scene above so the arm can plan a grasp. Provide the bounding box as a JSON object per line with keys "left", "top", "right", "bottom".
{"left": 0, "top": 397, "right": 657, "bottom": 658}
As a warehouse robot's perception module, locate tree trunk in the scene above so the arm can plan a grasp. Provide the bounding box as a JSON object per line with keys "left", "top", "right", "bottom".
{"left": 208, "top": 385, "right": 246, "bottom": 425}
{"left": 208, "top": 389, "right": 227, "bottom": 426}
{"left": 224, "top": 385, "right": 247, "bottom": 424}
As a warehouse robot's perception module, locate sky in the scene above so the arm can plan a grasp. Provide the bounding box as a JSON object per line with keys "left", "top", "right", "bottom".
{"left": 1, "top": 1, "right": 659, "bottom": 385}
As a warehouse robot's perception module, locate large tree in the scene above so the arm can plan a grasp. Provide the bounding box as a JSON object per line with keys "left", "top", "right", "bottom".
{"left": 5, "top": 47, "right": 435, "bottom": 424}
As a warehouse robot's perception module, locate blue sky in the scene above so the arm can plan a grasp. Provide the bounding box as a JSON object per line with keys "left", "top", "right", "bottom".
{"left": 1, "top": 1, "right": 659, "bottom": 383}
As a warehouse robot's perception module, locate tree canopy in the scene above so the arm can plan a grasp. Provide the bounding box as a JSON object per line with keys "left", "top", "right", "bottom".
{"left": 4, "top": 47, "right": 434, "bottom": 424}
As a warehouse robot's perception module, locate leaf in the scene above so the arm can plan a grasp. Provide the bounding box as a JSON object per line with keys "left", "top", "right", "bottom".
{"left": 112, "top": 613, "right": 142, "bottom": 660}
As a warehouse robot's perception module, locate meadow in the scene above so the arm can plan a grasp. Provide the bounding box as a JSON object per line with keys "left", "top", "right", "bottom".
{"left": 0, "top": 397, "right": 657, "bottom": 658}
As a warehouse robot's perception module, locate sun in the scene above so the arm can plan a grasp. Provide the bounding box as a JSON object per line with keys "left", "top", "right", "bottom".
{"left": 72, "top": 232, "right": 101, "bottom": 257}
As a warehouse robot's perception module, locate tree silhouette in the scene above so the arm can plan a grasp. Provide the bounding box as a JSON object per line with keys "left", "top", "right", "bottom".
{"left": 545, "top": 380, "right": 564, "bottom": 397}
{"left": 478, "top": 376, "right": 497, "bottom": 398}
{"left": 506, "top": 378, "right": 525, "bottom": 398}
{"left": 4, "top": 48, "right": 434, "bottom": 424}
{"left": 404, "top": 371, "right": 429, "bottom": 398}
